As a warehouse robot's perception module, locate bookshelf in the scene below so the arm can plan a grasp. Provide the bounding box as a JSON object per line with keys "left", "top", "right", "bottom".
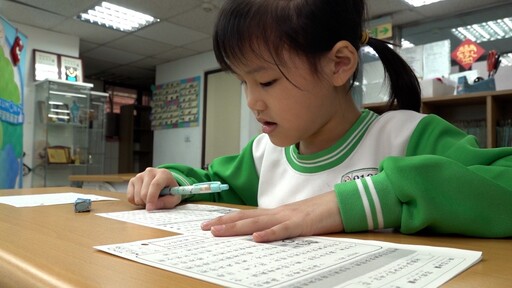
{"left": 363, "top": 90, "right": 512, "bottom": 148}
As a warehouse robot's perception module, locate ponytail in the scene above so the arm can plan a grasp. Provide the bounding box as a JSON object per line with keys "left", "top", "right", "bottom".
{"left": 366, "top": 38, "right": 422, "bottom": 112}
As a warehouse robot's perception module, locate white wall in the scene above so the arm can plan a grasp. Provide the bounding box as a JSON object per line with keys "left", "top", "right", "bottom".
{"left": 204, "top": 71, "right": 241, "bottom": 166}
{"left": 13, "top": 22, "right": 80, "bottom": 187}
{"left": 240, "top": 86, "right": 261, "bottom": 150}
{"left": 154, "top": 52, "right": 219, "bottom": 168}
{"left": 154, "top": 51, "right": 260, "bottom": 168}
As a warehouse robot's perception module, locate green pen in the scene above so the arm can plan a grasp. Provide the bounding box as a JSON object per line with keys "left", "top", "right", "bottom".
{"left": 159, "top": 181, "right": 229, "bottom": 196}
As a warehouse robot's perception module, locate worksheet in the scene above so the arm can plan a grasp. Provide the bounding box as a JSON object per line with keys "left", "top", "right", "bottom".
{"left": 0, "top": 192, "right": 118, "bottom": 207}
{"left": 97, "top": 204, "right": 239, "bottom": 236}
{"left": 95, "top": 204, "right": 482, "bottom": 287}
{"left": 95, "top": 234, "right": 481, "bottom": 288}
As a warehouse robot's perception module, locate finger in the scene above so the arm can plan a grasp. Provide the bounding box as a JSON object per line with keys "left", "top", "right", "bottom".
{"left": 201, "top": 209, "right": 269, "bottom": 230}
{"left": 127, "top": 175, "right": 146, "bottom": 206}
{"left": 126, "top": 173, "right": 139, "bottom": 204}
{"left": 208, "top": 214, "right": 283, "bottom": 237}
{"left": 252, "top": 221, "right": 302, "bottom": 243}
{"left": 126, "top": 178, "right": 136, "bottom": 204}
{"left": 139, "top": 168, "right": 157, "bottom": 204}
{"left": 146, "top": 169, "right": 179, "bottom": 211}
{"left": 153, "top": 195, "right": 182, "bottom": 210}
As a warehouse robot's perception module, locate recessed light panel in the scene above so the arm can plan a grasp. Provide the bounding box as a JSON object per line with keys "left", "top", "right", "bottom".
{"left": 76, "top": 2, "right": 159, "bottom": 32}
{"left": 451, "top": 17, "right": 512, "bottom": 43}
{"left": 403, "top": 0, "right": 447, "bottom": 7}
{"left": 499, "top": 53, "right": 512, "bottom": 67}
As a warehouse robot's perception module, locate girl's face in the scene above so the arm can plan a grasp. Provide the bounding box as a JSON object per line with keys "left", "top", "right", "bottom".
{"left": 231, "top": 49, "right": 359, "bottom": 154}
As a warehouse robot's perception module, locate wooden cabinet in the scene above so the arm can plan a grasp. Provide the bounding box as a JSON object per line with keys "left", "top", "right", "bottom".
{"left": 363, "top": 90, "right": 512, "bottom": 148}
{"left": 118, "top": 104, "right": 153, "bottom": 173}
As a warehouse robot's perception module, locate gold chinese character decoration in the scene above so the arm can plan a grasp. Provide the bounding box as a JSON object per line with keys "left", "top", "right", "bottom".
{"left": 451, "top": 39, "right": 485, "bottom": 70}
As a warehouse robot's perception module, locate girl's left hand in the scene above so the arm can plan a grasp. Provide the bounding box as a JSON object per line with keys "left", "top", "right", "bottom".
{"left": 201, "top": 191, "right": 344, "bottom": 242}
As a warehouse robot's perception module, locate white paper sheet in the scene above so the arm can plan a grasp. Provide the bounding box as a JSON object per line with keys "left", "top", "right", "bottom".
{"left": 95, "top": 235, "right": 481, "bottom": 288}
{"left": 95, "top": 204, "right": 481, "bottom": 287}
{"left": 0, "top": 192, "right": 118, "bottom": 207}
{"left": 97, "top": 204, "right": 239, "bottom": 236}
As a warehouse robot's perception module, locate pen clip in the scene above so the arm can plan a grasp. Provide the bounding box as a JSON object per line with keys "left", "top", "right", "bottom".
{"left": 193, "top": 181, "right": 220, "bottom": 187}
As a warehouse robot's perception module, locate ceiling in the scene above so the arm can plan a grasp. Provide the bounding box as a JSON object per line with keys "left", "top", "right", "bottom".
{"left": 1, "top": 0, "right": 511, "bottom": 90}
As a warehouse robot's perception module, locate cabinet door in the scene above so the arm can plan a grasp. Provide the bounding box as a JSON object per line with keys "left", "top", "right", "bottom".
{"left": 493, "top": 94, "right": 512, "bottom": 147}
{"left": 423, "top": 99, "right": 487, "bottom": 148}
{"left": 118, "top": 105, "right": 153, "bottom": 173}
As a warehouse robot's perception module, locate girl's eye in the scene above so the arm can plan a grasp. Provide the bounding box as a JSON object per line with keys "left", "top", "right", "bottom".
{"left": 260, "top": 80, "right": 276, "bottom": 87}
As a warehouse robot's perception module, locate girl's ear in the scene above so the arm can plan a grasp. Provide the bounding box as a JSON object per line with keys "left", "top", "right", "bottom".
{"left": 328, "top": 41, "right": 358, "bottom": 86}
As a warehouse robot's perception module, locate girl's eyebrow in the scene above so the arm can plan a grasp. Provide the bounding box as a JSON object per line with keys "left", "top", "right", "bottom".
{"left": 244, "top": 65, "right": 272, "bottom": 75}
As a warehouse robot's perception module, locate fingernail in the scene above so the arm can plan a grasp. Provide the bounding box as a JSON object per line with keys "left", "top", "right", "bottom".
{"left": 200, "top": 220, "right": 211, "bottom": 229}
{"left": 252, "top": 232, "right": 264, "bottom": 242}
{"left": 211, "top": 225, "right": 225, "bottom": 233}
{"left": 146, "top": 203, "right": 155, "bottom": 211}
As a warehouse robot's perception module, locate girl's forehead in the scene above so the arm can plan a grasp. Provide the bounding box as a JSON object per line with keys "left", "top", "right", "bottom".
{"left": 229, "top": 48, "right": 304, "bottom": 75}
{"left": 229, "top": 51, "right": 278, "bottom": 74}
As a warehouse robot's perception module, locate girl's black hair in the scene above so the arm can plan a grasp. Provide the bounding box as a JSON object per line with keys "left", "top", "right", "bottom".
{"left": 213, "top": 0, "right": 421, "bottom": 112}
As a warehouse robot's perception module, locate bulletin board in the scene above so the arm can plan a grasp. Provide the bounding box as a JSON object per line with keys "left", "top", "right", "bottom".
{"left": 151, "top": 76, "right": 200, "bottom": 130}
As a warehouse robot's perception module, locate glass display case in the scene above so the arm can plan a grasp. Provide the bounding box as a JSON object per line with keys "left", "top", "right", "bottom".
{"left": 32, "top": 79, "right": 100, "bottom": 187}
{"left": 87, "top": 91, "right": 108, "bottom": 175}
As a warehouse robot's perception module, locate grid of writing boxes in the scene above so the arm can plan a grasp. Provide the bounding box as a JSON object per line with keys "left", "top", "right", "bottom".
{"left": 179, "top": 82, "right": 199, "bottom": 123}
{"left": 150, "top": 81, "right": 199, "bottom": 127}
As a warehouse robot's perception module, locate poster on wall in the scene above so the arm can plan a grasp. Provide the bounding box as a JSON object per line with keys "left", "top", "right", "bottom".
{"left": 399, "top": 39, "right": 451, "bottom": 80}
{"left": 0, "top": 15, "right": 27, "bottom": 188}
{"left": 151, "top": 76, "right": 200, "bottom": 130}
{"left": 34, "top": 49, "right": 59, "bottom": 81}
{"left": 60, "top": 55, "right": 83, "bottom": 82}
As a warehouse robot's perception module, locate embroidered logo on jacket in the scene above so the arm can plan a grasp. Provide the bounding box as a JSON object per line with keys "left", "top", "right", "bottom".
{"left": 341, "top": 168, "right": 379, "bottom": 182}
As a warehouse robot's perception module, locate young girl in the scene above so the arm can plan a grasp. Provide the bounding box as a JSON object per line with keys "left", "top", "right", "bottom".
{"left": 128, "top": 0, "right": 512, "bottom": 242}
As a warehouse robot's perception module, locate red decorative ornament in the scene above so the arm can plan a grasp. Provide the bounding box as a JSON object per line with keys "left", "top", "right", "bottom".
{"left": 451, "top": 39, "right": 485, "bottom": 70}
{"left": 10, "top": 35, "right": 24, "bottom": 66}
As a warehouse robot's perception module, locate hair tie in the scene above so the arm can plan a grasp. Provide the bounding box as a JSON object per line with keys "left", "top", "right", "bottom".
{"left": 360, "top": 31, "right": 370, "bottom": 46}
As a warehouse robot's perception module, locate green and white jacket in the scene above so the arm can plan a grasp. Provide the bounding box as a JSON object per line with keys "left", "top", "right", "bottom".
{"left": 160, "top": 110, "right": 512, "bottom": 237}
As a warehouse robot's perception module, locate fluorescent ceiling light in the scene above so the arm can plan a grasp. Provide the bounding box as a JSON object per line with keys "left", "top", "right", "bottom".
{"left": 361, "top": 46, "right": 378, "bottom": 57}
{"left": 402, "top": 0, "right": 447, "bottom": 7}
{"left": 401, "top": 39, "right": 415, "bottom": 48}
{"left": 362, "top": 40, "right": 413, "bottom": 57}
{"left": 76, "top": 2, "right": 159, "bottom": 32}
{"left": 500, "top": 53, "right": 512, "bottom": 67}
{"left": 451, "top": 17, "right": 512, "bottom": 43}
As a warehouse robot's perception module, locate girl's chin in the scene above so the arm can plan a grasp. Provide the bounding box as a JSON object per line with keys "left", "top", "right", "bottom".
{"left": 266, "top": 134, "right": 295, "bottom": 148}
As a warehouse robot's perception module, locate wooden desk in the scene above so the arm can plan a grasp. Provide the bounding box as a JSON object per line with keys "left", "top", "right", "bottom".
{"left": 1, "top": 187, "right": 510, "bottom": 287}
{"left": 68, "top": 174, "right": 136, "bottom": 192}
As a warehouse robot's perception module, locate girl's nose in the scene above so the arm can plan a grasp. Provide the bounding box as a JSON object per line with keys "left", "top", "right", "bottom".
{"left": 245, "top": 86, "right": 266, "bottom": 114}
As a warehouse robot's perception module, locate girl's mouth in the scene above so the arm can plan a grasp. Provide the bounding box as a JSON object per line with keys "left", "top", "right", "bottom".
{"left": 262, "top": 121, "right": 277, "bottom": 134}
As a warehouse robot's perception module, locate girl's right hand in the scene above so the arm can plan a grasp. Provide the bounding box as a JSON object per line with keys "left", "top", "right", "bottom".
{"left": 127, "top": 167, "right": 182, "bottom": 211}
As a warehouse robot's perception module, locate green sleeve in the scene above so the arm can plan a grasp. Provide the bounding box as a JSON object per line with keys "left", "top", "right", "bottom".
{"left": 158, "top": 138, "right": 259, "bottom": 206}
{"left": 336, "top": 114, "right": 512, "bottom": 238}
